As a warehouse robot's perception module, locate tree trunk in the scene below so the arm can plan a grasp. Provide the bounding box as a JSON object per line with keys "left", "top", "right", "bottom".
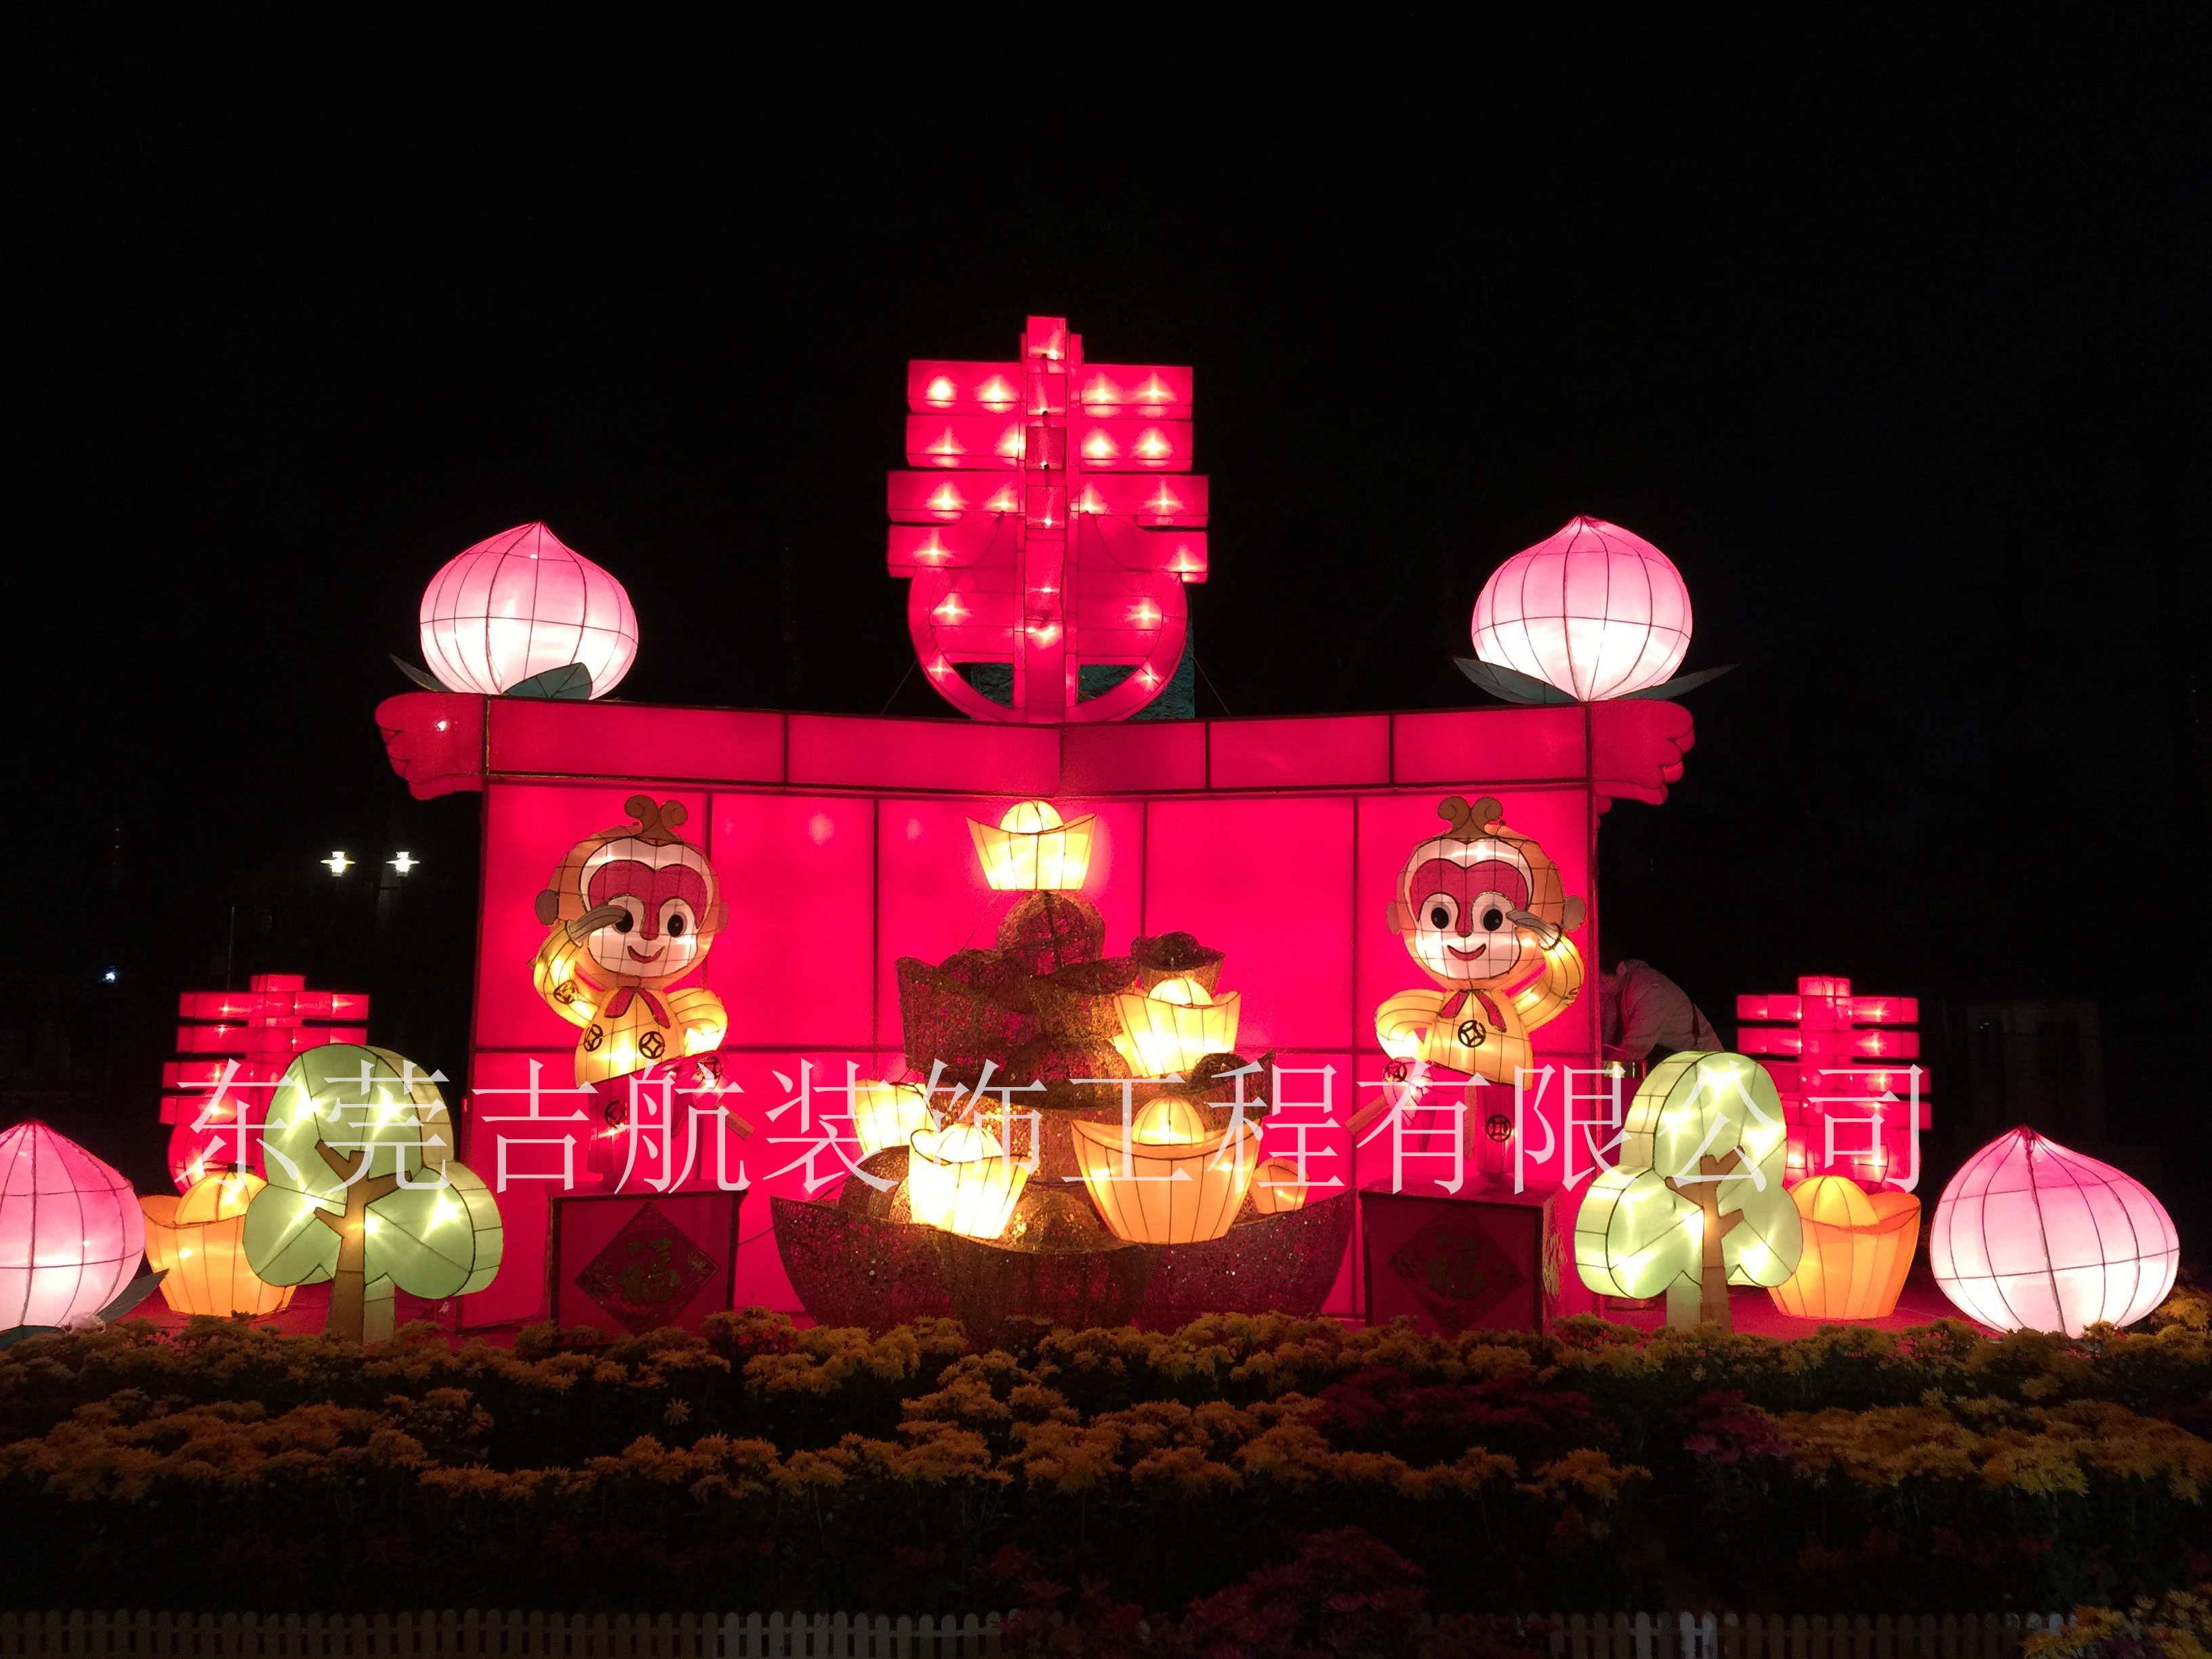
{"left": 1665, "top": 1151, "right": 1744, "bottom": 1331}
{"left": 314, "top": 1145, "right": 401, "bottom": 1344}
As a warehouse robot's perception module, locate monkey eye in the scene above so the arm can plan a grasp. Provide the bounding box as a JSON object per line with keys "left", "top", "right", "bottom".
{"left": 667, "top": 913, "right": 687, "bottom": 937}
{"left": 613, "top": 910, "right": 634, "bottom": 935}
{"left": 1482, "top": 907, "right": 1505, "bottom": 931}
{"left": 1423, "top": 895, "right": 1456, "bottom": 930}
{"left": 1429, "top": 907, "right": 1449, "bottom": 928}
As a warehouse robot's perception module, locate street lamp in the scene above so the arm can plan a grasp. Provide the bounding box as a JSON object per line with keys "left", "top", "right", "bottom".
{"left": 389, "top": 852, "right": 418, "bottom": 875}
{"left": 323, "top": 852, "right": 353, "bottom": 876}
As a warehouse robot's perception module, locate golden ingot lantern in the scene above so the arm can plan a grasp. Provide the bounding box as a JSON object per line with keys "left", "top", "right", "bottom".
{"left": 1072, "top": 1094, "right": 1259, "bottom": 1245}
{"left": 142, "top": 1172, "right": 296, "bottom": 1318}
{"left": 907, "top": 1123, "right": 1029, "bottom": 1240}
{"left": 1250, "top": 1157, "right": 1309, "bottom": 1216}
{"left": 851, "top": 1081, "right": 932, "bottom": 1158}
{"left": 968, "top": 800, "right": 1096, "bottom": 892}
{"left": 1114, "top": 975, "right": 1242, "bottom": 1077}
{"left": 1767, "top": 1176, "right": 1921, "bottom": 1321}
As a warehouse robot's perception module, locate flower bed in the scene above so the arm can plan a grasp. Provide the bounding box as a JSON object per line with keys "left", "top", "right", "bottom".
{"left": 1, "top": 1294, "right": 2210, "bottom": 1620}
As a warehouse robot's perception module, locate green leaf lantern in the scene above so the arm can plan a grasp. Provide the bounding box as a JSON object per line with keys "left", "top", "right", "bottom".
{"left": 244, "top": 1044, "right": 503, "bottom": 1343}
{"left": 1574, "top": 1051, "right": 1802, "bottom": 1330}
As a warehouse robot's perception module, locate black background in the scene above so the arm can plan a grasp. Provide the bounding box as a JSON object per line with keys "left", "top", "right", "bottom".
{"left": 9, "top": 17, "right": 2209, "bottom": 1237}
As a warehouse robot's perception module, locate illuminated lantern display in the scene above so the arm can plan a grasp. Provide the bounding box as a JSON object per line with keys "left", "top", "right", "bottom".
{"left": 531, "top": 796, "right": 728, "bottom": 1088}
{"left": 906, "top": 1123, "right": 1028, "bottom": 1241}
{"left": 1375, "top": 796, "right": 1586, "bottom": 1085}
{"left": 1115, "top": 976, "right": 1242, "bottom": 1077}
{"left": 0, "top": 1121, "right": 146, "bottom": 1330}
{"left": 243, "top": 1045, "right": 504, "bottom": 1343}
{"left": 850, "top": 1081, "right": 932, "bottom": 1160}
{"left": 1929, "top": 1126, "right": 2177, "bottom": 1337}
{"left": 1765, "top": 1176, "right": 1919, "bottom": 1322}
{"left": 1737, "top": 977, "right": 1927, "bottom": 1185}
{"left": 1575, "top": 1052, "right": 1802, "bottom": 1330}
{"left": 1072, "top": 1094, "right": 1259, "bottom": 1245}
{"left": 1469, "top": 516, "right": 1691, "bottom": 701}
{"left": 968, "top": 800, "right": 1097, "bottom": 891}
{"left": 141, "top": 1172, "right": 294, "bottom": 1318}
{"left": 1250, "top": 1158, "right": 1309, "bottom": 1216}
{"left": 161, "top": 973, "right": 369, "bottom": 1191}
{"left": 417, "top": 522, "right": 638, "bottom": 699}
{"left": 887, "top": 315, "right": 1207, "bottom": 723}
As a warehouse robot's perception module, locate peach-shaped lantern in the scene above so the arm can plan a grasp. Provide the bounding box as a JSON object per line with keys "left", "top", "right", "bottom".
{"left": 0, "top": 1121, "right": 146, "bottom": 1329}
{"left": 142, "top": 1172, "right": 295, "bottom": 1318}
{"left": 1931, "top": 1127, "right": 2177, "bottom": 1336}
{"left": 1471, "top": 516, "right": 1691, "bottom": 701}
{"left": 907, "top": 1123, "right": 1029, "bottom": 1240}
{"left": 1766, "top": 1176, "right": 1919, "bottom": 1321}
{"left": 419, "top": 522, "right": 638, "bottom": 699}
{"left": 967, "top": 800, "right": 1096, "bottom": 891}
{"left": 1113, "top": 976, "right": 1241, "bottom": 1077}
{"left": 1071, "top": 1094, "right": 1259, "bottom": 1244}
{"left": 850, "top": 1081, "right": 933, "bottom": 1160}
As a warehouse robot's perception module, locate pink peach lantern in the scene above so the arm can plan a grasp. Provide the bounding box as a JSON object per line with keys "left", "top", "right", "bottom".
{"left": 0, "top": 1121, "right": 146, "bottom": 1329}
{"left": 419, "top": 522, "right": 638, "bottom": 698}
{"left": 1930, "top": 1126, "right": 2177, "bottom": 1337}
{"left": 1470, "top": 516, "right": 1692, "bottom": 701}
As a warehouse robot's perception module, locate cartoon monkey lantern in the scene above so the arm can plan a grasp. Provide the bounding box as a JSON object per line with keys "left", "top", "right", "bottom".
{"left": 1374, "top": 796, "right": 1586, "bottom": 1085}
{"left": 533, "top": 796, "right": 729, "bottom": 1088}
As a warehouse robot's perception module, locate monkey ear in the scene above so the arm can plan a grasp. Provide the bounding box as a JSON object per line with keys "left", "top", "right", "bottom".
{"left": 535, "top": 890, "right": 563, "bottom": 927}
{"left": 702, "top": 900, "right": 727, "bottom": 935}
{"left": 1561, "top": 896, "right": 1586, "bottom": 934}
{"left": 1386, "top": 899, "right": 1413, "bottom": 934}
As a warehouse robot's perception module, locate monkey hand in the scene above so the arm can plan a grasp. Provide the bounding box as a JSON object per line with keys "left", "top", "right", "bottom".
{"left": 566, "top": 903, "right": 629, "bottom": 945}
{"left": 1507, "top": 908, "right": 1560, "bottom": 949}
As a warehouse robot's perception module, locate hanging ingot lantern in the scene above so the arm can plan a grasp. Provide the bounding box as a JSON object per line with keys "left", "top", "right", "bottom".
{"left": 850, "top": 1080, "right": 933, "bottom": 1159}
{"left": 1113, "top": 975, "right": 1241, "bottom": 1076}
{"left": 142, "top": 1171, "right": 296, "bottom": 1318}
{"left": 968, "top": 800, "right": 1096, "bottom": 892}
{"left": 907, "top": 1122, "right": 1029, "bottom": 1241}
{"left": 1767, "top": 1174, "right": 1919, "bottom": 1321}
{"left": 1071, "top": 1093, "right": 1260, "bottom": 1245}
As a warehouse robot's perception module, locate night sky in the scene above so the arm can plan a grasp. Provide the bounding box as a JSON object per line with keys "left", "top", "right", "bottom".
{"left": 12, "top": 19, "right": 2209, "bottom": 1227}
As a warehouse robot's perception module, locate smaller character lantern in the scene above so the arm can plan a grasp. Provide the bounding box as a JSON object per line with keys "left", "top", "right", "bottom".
{"left": 968, "top": 800, "right": 1096, "bottom": 891}
{"left": 1765, "top": 1175, "right": 1919, "bottom": 1322}
{"left": 0, "top": 1122, "right": 146, "bottom": 1330}
{"left": 1929, "top": 1126, "right": 2177, "bottom": 1337}
{"left": 1375, "top": 796, "right": 1586, "bottom": 1086}
{"left": 533, "top": 796, "right": 729, "bottom": 1088}
{"left": 142, "top": 1172, "right": 294, "bottom": 1318}
{"left": 1071, "top": 1094, "right": 1259, "bottom": 1245}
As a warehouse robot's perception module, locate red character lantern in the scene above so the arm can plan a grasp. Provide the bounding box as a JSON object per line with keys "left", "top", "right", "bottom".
{"left": 886, "top": 316, "right": 1207, "bottom": 722}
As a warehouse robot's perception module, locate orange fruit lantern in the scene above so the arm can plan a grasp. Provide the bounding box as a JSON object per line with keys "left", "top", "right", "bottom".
{"left": 1766, "top": 1175, "right": 1919, "bottom": 1322}
{"left": 142, "top": 1171, "right": 295, "bottom": 1318}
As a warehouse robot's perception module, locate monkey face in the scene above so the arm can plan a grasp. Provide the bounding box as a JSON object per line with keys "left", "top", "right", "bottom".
{"left": 577, "top": 836, "right": 718, "bottom": 984}
{"left": 1404, "top": 855, "right": 1527, "bottom": 987}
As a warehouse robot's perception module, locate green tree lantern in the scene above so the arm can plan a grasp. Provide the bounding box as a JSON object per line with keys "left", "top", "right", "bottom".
{"left": 1574, "top": 1051, "right": 1802, "bottom": 1330}
{"left": 244, "top": 1044, "right": 503, "bottom": 1342}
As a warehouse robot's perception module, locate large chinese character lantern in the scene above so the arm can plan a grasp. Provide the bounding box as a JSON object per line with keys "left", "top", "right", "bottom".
{"left": 888, "top": 316, "right": 1206, "bottom": 722}
{"left": 1736, "top": 977, "right": 1927, "bottom": 1186}
{"left": 1929, "top": 1127, "right": 2177, "bottom": 1337}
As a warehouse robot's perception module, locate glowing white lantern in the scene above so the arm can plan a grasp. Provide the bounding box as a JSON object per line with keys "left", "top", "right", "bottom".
{"left": 419, "top": 523, "right": 638, "bottom": 698}
{"left": 0, "top": 1121, "right": 146, "bottom": 1329}
{"left": 1930, "top": 1127, "right": 2177, "bottom": 1337}
{"left": 1470, "top": 516, "right": 1691, "bottom": 701}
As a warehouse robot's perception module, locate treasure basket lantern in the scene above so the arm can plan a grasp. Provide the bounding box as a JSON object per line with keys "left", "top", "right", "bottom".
{"left": 142, "top": 1172, "right": 295, "bottom": 1318}
{"left": 907, "top": 1124, "right": 1029, "bottom": 1240}
{"left": 1114, "top": 977, "right": 1241, "bottom": 1076}
{"left": 1071, "top": 1094, "right": 1259, "bottom": 1244}
{"left": 968, "top": 800, "right": 1096, "bottom": 892}
{"left": 1766, "top": 1175, "right": 1919, "bottom": 1321}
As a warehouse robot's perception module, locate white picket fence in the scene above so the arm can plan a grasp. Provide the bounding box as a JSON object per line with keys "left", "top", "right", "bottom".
{"left": 0, "top": 1607, "right": 2072, "bottom": 1657}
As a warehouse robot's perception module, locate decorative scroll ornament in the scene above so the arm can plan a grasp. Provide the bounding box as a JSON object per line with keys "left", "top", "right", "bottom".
{"left": 887, "top": 316, "right": 1206, "bottom": 722}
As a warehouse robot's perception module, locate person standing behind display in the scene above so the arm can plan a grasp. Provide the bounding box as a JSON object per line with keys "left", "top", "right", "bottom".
{"left": 1599, "top": 954, "right": 1721, "bottom": 1075}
